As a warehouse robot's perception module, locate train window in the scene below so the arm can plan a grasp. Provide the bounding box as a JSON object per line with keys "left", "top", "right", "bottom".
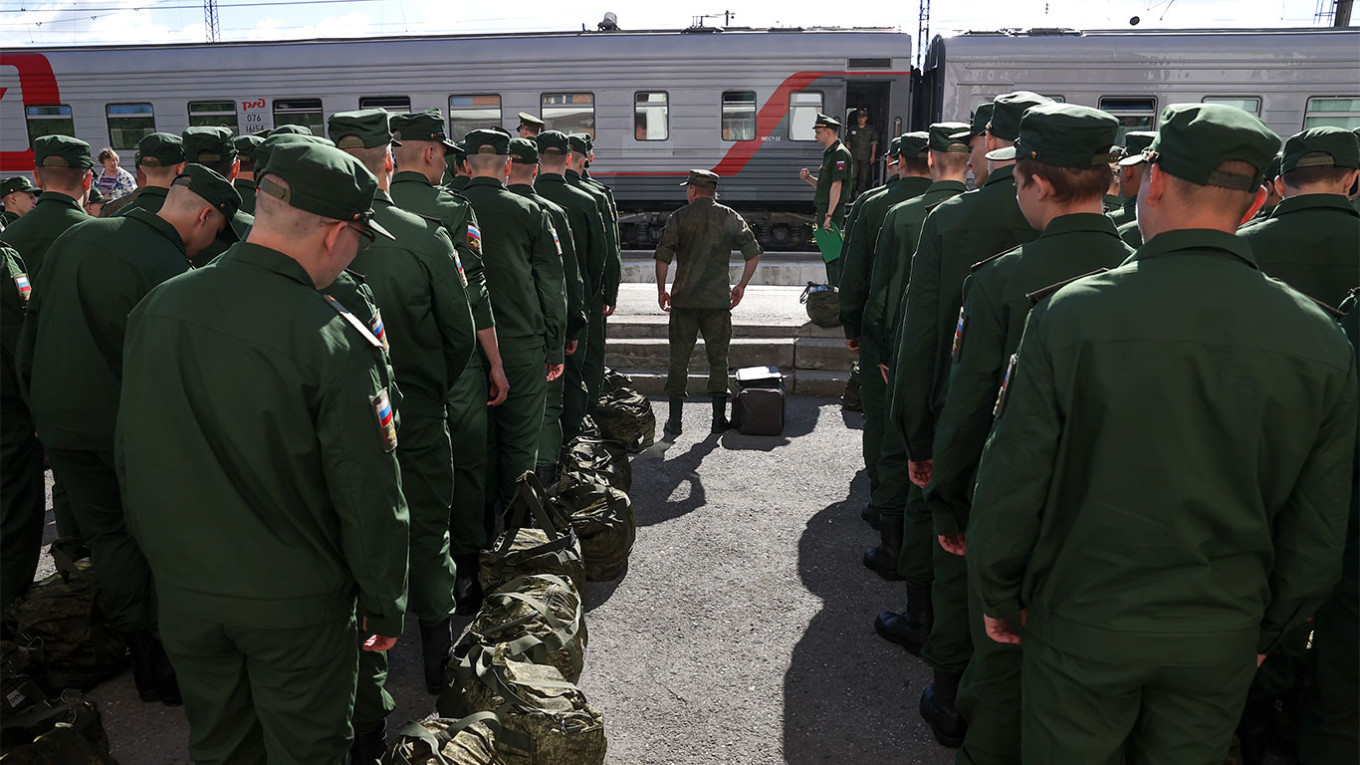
{"left": 634, "top": 92, "right": 669, "bottom": 141}
{"left": 448, "top": 95, "right": 502, "bottom": 141}
{"left": 1303, "top": 97, "right": 1360, "bottom": 129}
{"left": 789, "top": 91, "right": 823, "bottom": 141}
{"left": 1044, "top": 95, "right": 1066, "bottom": 103}
{"left": 24, "top": 105, "right": 75, "bottom": 145}
{"left": 542, "top": 93, "right": 595, "bottom": 138}
{"left": 360, "top": 96, "right": 411, "bottom": 114}
{"left": 1099, "top": 97, "right": 1157, "bottom": 131}
{"left": 1202, "top": 97, "right": 1261, "bottom": 116}
{"left": 273, "top": 99, "right": 326, "bottom": 136}
{"left": 188, "top": 101, "right": 240, "bottom": 131}
{"left": 722, "top": 91, "right": 756, "bottom": 141}
{"left": 106, "top": 103, "right": 156, "bottom": 151}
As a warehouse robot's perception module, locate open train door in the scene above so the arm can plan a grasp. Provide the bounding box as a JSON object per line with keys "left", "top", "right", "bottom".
{"left": 845, "top": 81, "right": 891, "bottom": 193}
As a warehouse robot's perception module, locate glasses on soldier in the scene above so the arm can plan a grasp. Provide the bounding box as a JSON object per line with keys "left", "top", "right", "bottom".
{"left": 344, "top": 221, "right": 376, "bottom": 249}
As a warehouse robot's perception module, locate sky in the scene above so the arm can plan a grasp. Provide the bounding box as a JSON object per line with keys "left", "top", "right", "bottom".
{"left": 0, "top": 0, "right": 1349, "bottom": 47}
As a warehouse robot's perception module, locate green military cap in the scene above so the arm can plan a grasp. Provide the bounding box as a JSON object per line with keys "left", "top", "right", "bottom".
{"left": 258, "top": 142, "right": 393, "bottom": 239}
{"left": 508, "top": 137, "right": 538, "bottom": 164}
{"left": 986, "top": 103, "right": 1120, "bottom": 167}
{"left": 582, "top": 133, "right": 595, "bottom": 152}
{"left": 233, "top": 134, "right": 264, "bottom": 159}
{"left": 987, "top": 92, "right": 1053, "bottom": 142}
{"left": 135, "top": 132, "right": 185, "bottom": 168}
{"left": 86, "top": 186, "right": 106, "bottom": 204}
{"left": 1, "top": 176, "right": 39, "bottom": 196}
{"left": 1121, "top": 131, "right": 1156, "bottom": 158}
{"left": 885, "top": 136, "right": 903, "bottom": 160}
{"left": 33, "top": 135, "right": 94, "bottom": 170}
{"left": 389, "top": 109, "right": 457, "bottom": 151}
{"left": 929, "top": 122, "right": 973, "bottom": 153}
{"left": 1280, "top": 126, "right": 1360, "bottom": 173}
{"left": 1265, "top": 152, "right": 1282, "bottom": 180}
{"left": 813, "top": 113, "right": 842, "bottom": 131}
{"left": 517, "top": 112, "right": 545, "bottom": 130}
{"left": 255, "top": 133, "right": 335, "bottom": 176}
{"left": 328, "top": 109, "right": 402, "bottom": 150}
{"left": 464, "top": 128, "right": 509, "bottom": 156}
{"left": 567, "top": 133, "right": 591, "bottom": 155}
{"left": 970, "top": 103, "right": 994, "bottom": 138}
{"left": 898, "top": 131, "right": 931, "bottom": 160}
{"left": 182, "top": 126, "right": 236, "bottom": 164}
{"left": 680, "top": 168, "right": 719, "bottom": 189}
{"left": 269, "top": 124, "right": 313, "bottom": 137}
{"left": 537, "top": 130, "right": 570, "bottom": 155}
{"left": 491, "top": 125, "right": 513, "bottom": 137}
{"left": 171, "top": 163, "right": 243, "bottom": 223}
{"left": 449, "top": 141, "right": 467, "bottom": 159}
{"left": 1119, "top": 103, "right": 1281, "bottom": 191}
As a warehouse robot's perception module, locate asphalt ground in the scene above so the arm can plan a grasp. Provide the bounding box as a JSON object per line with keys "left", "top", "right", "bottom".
{"left": 35, "top": 396, "right": 957, "bottom": 763}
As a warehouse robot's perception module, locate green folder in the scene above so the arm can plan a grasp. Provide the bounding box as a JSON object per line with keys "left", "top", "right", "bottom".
{"left": 814, "top": 223, "right": 843, "bottom": 263}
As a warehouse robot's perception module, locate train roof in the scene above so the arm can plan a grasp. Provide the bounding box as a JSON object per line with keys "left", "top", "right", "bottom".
{"left": 944, "top": 26, "right": 1357, "bottom": 38}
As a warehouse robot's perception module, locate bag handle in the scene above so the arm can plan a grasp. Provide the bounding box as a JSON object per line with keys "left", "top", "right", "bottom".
{"left": 394, "top": 712, "right": 501, "bottom": 765}
{"left": 505, "top": 471, "right": 564, "bottom": 537}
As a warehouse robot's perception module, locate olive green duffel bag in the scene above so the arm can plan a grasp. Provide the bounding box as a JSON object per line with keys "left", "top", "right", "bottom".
{"left": 438, "top": 644, "right": 606, "bottom": 765}
{"left": 558, "top": 437, "right": 631, "bottom": 494}
{"left": 455, "top": 574, "right": 586, "bottom": 684}
{"left": 800, "top": 282, "right": 841, "bottom": 327}
{"left": 480, "top": 473, "right": 585, "bottom": 596}
{"left": 550, "top": 473, "right": 635, "bottom": 582}
{"left": 591, "top": 390, "right": 655, "bottom": 454}
{"left": 841, "top": 361, "right": 863, "bottom": 412}
{"left": 381, "top": 712, "right": 506, "bottom": 765}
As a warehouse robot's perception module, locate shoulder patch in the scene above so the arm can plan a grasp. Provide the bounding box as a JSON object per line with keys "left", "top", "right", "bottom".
{"left": 950, "top": 307, "right": 966, "bottom": 362}
{"left": 450, "top": 249, "right": 468, "bottom": 287}
{"left": 992, "top": 353, "right": 1018, "bottom": 418}
{"left": 323, "top": 295, "right": 383, "bottom": 350}
{"left": 371, "top": 388, "right": 398, "bottom": 452}
{"left": 549, "top": 226, "right": 562, "bottom": 256}
{"left": 370, "top": 309, "right": 390, "bottom": 352}
{"left": 465, "top": 223, "right": 482, "bottom": 255}
{"left": 1026, "top": 268, "right": 1110, "bottom": 303}
{"left": 13, "top": 272, "right": 30, "bottom": 305}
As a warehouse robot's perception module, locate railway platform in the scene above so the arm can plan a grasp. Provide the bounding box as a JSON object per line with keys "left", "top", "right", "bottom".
{"left": 621, "top": 251, "right": 829, "bottom": 287}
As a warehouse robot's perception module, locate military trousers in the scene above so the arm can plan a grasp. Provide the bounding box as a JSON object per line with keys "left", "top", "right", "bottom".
{"left": 352, "top": 643, "right": 393, "bottom": 736}
{"left": 447, "top": 364, "right": 489, "bottom": 557}
{"left": 45, "top": 448, "right": 155, "bottom": 634}
{"left": 583, "top": 301, "right": 607, "bottom": 406}
{"left": 0, "top": 401, "right": 45, "bottom": 609}
{"left": 1298, "top": 585, "right": 1358, "bottom": 764}
{"left": 51, "top": 474, "right": 80, "bottom": 538}
{"left": 875, "top": 365, "right": 932, "bottom": 582}
{"left": 853, "top": 159, "right": 872, "bottom": 197}
{"left": 561, "top": 337, "right": 591, "bottom": 445}
{"left": 538, "top": 370, "right": 566, "bottom": 470}
{"left": 665, "top": 307, "right": 731, "bottom": 398}
{"left": 487, "top": 351, "right": 548, "bottom": 507}
{"left": 920, "top": 537, "right": 971, "bottom": 675}
{"left": 858, "top": 337, "right": 887, "bottom": 487}
{"left": 160, "top": 603, "right": 359, "bottom": 764}
{"left": 396, "top": 413, "right": 458, "bottom": 625}
{"left": 1021, "top": 637, "right": 1255, "bottom": 765}
{"left": 956, "top": 571, "right": 1022, "bottom": 765}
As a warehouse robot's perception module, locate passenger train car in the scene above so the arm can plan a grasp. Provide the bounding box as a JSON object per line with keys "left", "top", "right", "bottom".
{"left": 1, "top": 26, "right": 1356, "bottom": 249}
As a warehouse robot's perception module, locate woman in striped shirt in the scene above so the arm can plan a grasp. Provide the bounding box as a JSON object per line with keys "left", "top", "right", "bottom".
{"left": 94, "top": 147, "right": 138, "bottom": 201}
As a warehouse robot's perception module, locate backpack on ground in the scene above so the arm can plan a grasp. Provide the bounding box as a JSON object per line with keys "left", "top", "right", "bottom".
{"left": 0, "top": 689, "right": 116, "bottom": 761}
{"left": 600, "top": 368, "right": 633, "bottom": 399}
{"left": 841, "top": 361, "right": 862, "bottom": 411}
{"left": 800, "top": 282, "right": 840, "bottom": 328}
{"left": 550, "top": 474, "right": 635, "bottom": 582}
{"left": 731, "top": 366, "right": 787, "bottom": 437}
{"left": 592, "top": 390, "right": 654, "bottom": 453}
{"left": 454, "top": 574, "right": 586, "bottom": 684}
{"left": 480, "top": 473, "right": 585, "bottom": 596}
{"left": 558, "top": 437, "right": 631, "bottom": 494}
{"left": 381, "top": 712, "right": 506, "bottom": 765}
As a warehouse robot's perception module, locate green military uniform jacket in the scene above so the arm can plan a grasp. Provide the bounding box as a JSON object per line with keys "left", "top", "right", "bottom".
{"left": 1101, "top": 194, "right": 1124, "bottom": 213}
{"left": 349, "top": 190, "right": 475, "bottom": 417}
{"left": 191, "top": 209, "right": 254, "bottom": 269}
{"left": 969, "top": 229, "right": 1358, "bottom": 664}
{"left": 390, "top": 171, "right": 494, "bottom": 332}
{"left": 1, "top": 211, "right": 19, "bottom": 230}
{"left": 1, "top": 191, "right": 90, "bottom": 279}
{"left": 572, "top": 170, "right": 621, "bottom": 306}
{"left": 1237, "top": 193, "right": 1360, "bottom": 307}
{"left": 446, "top": 176, "right": 470, "bottom": 193}
{"left": 846, "top": 125, "right": 879, "bottom": 162}
{"left": 1, "top": 243, "right": 29, "bottom": 409}
{"left": 927, "top": 213, "right": 1133, "bottom": 536}
{"left": 839, "top": 176, "right": 932, "bottom": 336}
{"left": 510, "top": 184, "right": 586, "bottom": 343}
{"left": 654, "top": 197, "right": 762, "bottom": 309}
{"left": 1107, "top": 197, "right": 1137, "bottom": 229}
{"left": 1117, "top": 218, "right": 1142, "bottom": 248}
{"left": 864, "top": 180, "right": 968, "bottom": 354}
{"left": 461, "top": 177, "right": 567, "bottom": 364}
{"left": 17, "top": 209, "right": 191, "bottom": 452}
{"left": 119, "top": 242, "right": 410, "bottom": 635}
{"left": 112, "top": 185, "right": 169, "bottom": 217}
{"left": 815, "top": 140, "right": 854, "bottom": 221}
{"left": 536, "top": 173, "right": 608, "bottom": 304}
{"left": 891, "top": 165, "right": 1038, "bottom": 458}
{"left": 234, "top": 178, "right": 258, "bottom": 216}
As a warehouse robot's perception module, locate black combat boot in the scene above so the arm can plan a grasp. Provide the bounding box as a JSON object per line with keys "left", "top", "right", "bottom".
{"left": 419, "top": 620, "right": 452, "bottom": 695}
{"left": 534, "top": 463, "right": 558, "bottom": 489}
{"left": 349, "top": 719, "right": 386, "bottom": 764}
{"left": 452, "top": 554, "right": 483, "bottom": 615}
{"left": 125, "top": 631, "right": 160, "bottom": 702}
{"left": 711, "top": 394, "right": 730, "bottom": 433}
{"left": 664, "top": 396, "right": 683, "bottom": 435}
{"left": 874, "top": 579, "right": 933, "bottom": 655}
{"left": 862, "top": 514, "right": 904, "bottom": 580}
{"left": 861, "top": 503, "right": 882, "bottom": 530}
{"left": 152, "top": 636, "right": 182, "bottom": 706}
{"left": 920, "top": 669, "right": 967, "bottom": 748}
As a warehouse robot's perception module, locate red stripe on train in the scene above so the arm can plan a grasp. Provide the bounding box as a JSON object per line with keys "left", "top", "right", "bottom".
{"left": 0, "top": 53, "right": 62, "bottom": 173}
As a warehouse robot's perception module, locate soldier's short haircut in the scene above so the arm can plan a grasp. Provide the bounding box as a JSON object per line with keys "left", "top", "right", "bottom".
{"left": 343, "top": 145, "right": 389, "bottom": 179}
{"left": 902, "top": 157, "right": 930, "bottom": 176}
{"left": 1156, "top": 160, "right": 1259, "bottom": 221}
{"left": 194, "top": 155, "right": 236, "bottom": 178}
{"left": 466, "top": 154, "right": 506, "bottom": 175}
{"left": 162, "top": 182, "right": 223, "bottom": 223}
{"left": 539, "top": 152, "right": 569, "bottom": 172}
{"left": 392, "top": 140, "right": 435, "bottom": 170}
{"left": 1281, "top": 152, "right": 1354, "bottom": 191}
{"left": 141, "top": 163, "right": 183, "bottom": 185}
{"left": 34, "top": 165, "right": 89, "bottom": 192}
{"left": 931, "top": 149, "right": 970, "bottom": 175}
{"left": 1015, "top": 158, "right": 1111, "bottom": 205}
{"left": 252, "top": 176, "right": 331, "bottom": 235}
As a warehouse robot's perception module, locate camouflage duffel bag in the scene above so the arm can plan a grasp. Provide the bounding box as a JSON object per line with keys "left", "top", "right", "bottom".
{"left": 455, "top": 574, "right": 586, "bottom": 683}
{"left": 600, "top": 368, "right": 633, "bottom": 398}
{"left": 2, "top": 633, "right": 47, "bottom": 718}
{"left": 800, "top": 282, "right": 841, "bottom": 328}
{"left": 480, "top": 473, "right": 585, "bottom": 596}
{"left": 841, "top": 361, "right": 862, "bottom": 411}
{"left": 591, "top": 390, "right": 654, "bottom": 453}
{"left": 439, "top": 644, "right": 606, "bottom": 765}
{"left": 381, "top": 711, "right": 506, "bottom": 765}
{"left": 550, "top": 474, "right": 634, "bottom": 582}
{"left": 559, "top": 437, "right": 631, "bottom": 494}
{"left": 0, "top": 689, "right": 115, "bottom": 761}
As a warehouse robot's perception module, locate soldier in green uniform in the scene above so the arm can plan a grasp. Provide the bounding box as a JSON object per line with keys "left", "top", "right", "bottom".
{"left": 926, "top": 104, "right": 1130, "bottom": 764}
{"left": 444, "top": 142, "right": 471, "bottom": 191}
{"left": 969, "top": 102, "right": 1356, "bottom": 764}
{"left": 800, "top": 113, "right": 853, "bottom": 285}
{"left": 517, "top": 112, "right": 545, "bottom": 139}
{"left": 892, "top": 91, "right": 1049, "bottom": 746}
{"left": 655, "top": 169, "right": 763, "bottom": 433}
{"left": 120, "top": 142, "right": 409, "bottom": 764}
{"left": 83, "top": 187, "right": 107, "bottom": 217}
{"left": 869, "top": 122, "right": 973, "bottom": 652}
{"left": 1247, "top": 153, "right": 1284, "bottom": 224}
{"left": 577, "top": 134, "right": 623, "bottom": 339}
{"left": 4, "top": 136, "right": 94, "bottom": 278}
{"left": 846, "top": 109, "right": 880, "bottom": 197}
{"left": 841, "top": 132, "right": 932, "bottom": 577}
{"left": 103, "top": 132, "right": 186, "bottom": 218}
{"left": 232, "top": 134, "right": 263, "bottom": 215}
{"left": 1238, "top": 126, "right": 1359, "bottom": 306}
{"left": 19, "top": 165, "right": 239, "bottom": 705}
{"left": 566, "top": 133, "right": 619, "bottom": 402}
{"left": 1107, "top": 131, "right": 1155, "bottom": 229}
{"left": 0, "top": 242, "right": 41, "bottom": 611}
{"left": 1, "top": 177, "right": 39, "bottom": 228}
{"left": 506, "top": 137, "right": 585, "bottom": 482}
{"left": 535, "top": 130, "right": 608, "bottom": 444}
{"left": 181, "top": 126, "right": 255, "bottom": 267}
{"left": 390, "top": 110, "right": 506, "bottom": 611}
{"left": 968, "top": 104, "right": 995, "bottom": 189}
{"left": 460, "top": 129, "right": 566, "bottom": 508}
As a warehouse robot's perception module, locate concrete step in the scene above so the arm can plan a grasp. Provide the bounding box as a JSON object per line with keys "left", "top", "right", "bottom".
{"left": 605, "top": 336, "right": 852, "bottom": 373}
{"left": 621, "top": 250, "right": 828, "bottom": 287}
{"left": 619, "top": 368, "right": 851, "bottom": 398}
